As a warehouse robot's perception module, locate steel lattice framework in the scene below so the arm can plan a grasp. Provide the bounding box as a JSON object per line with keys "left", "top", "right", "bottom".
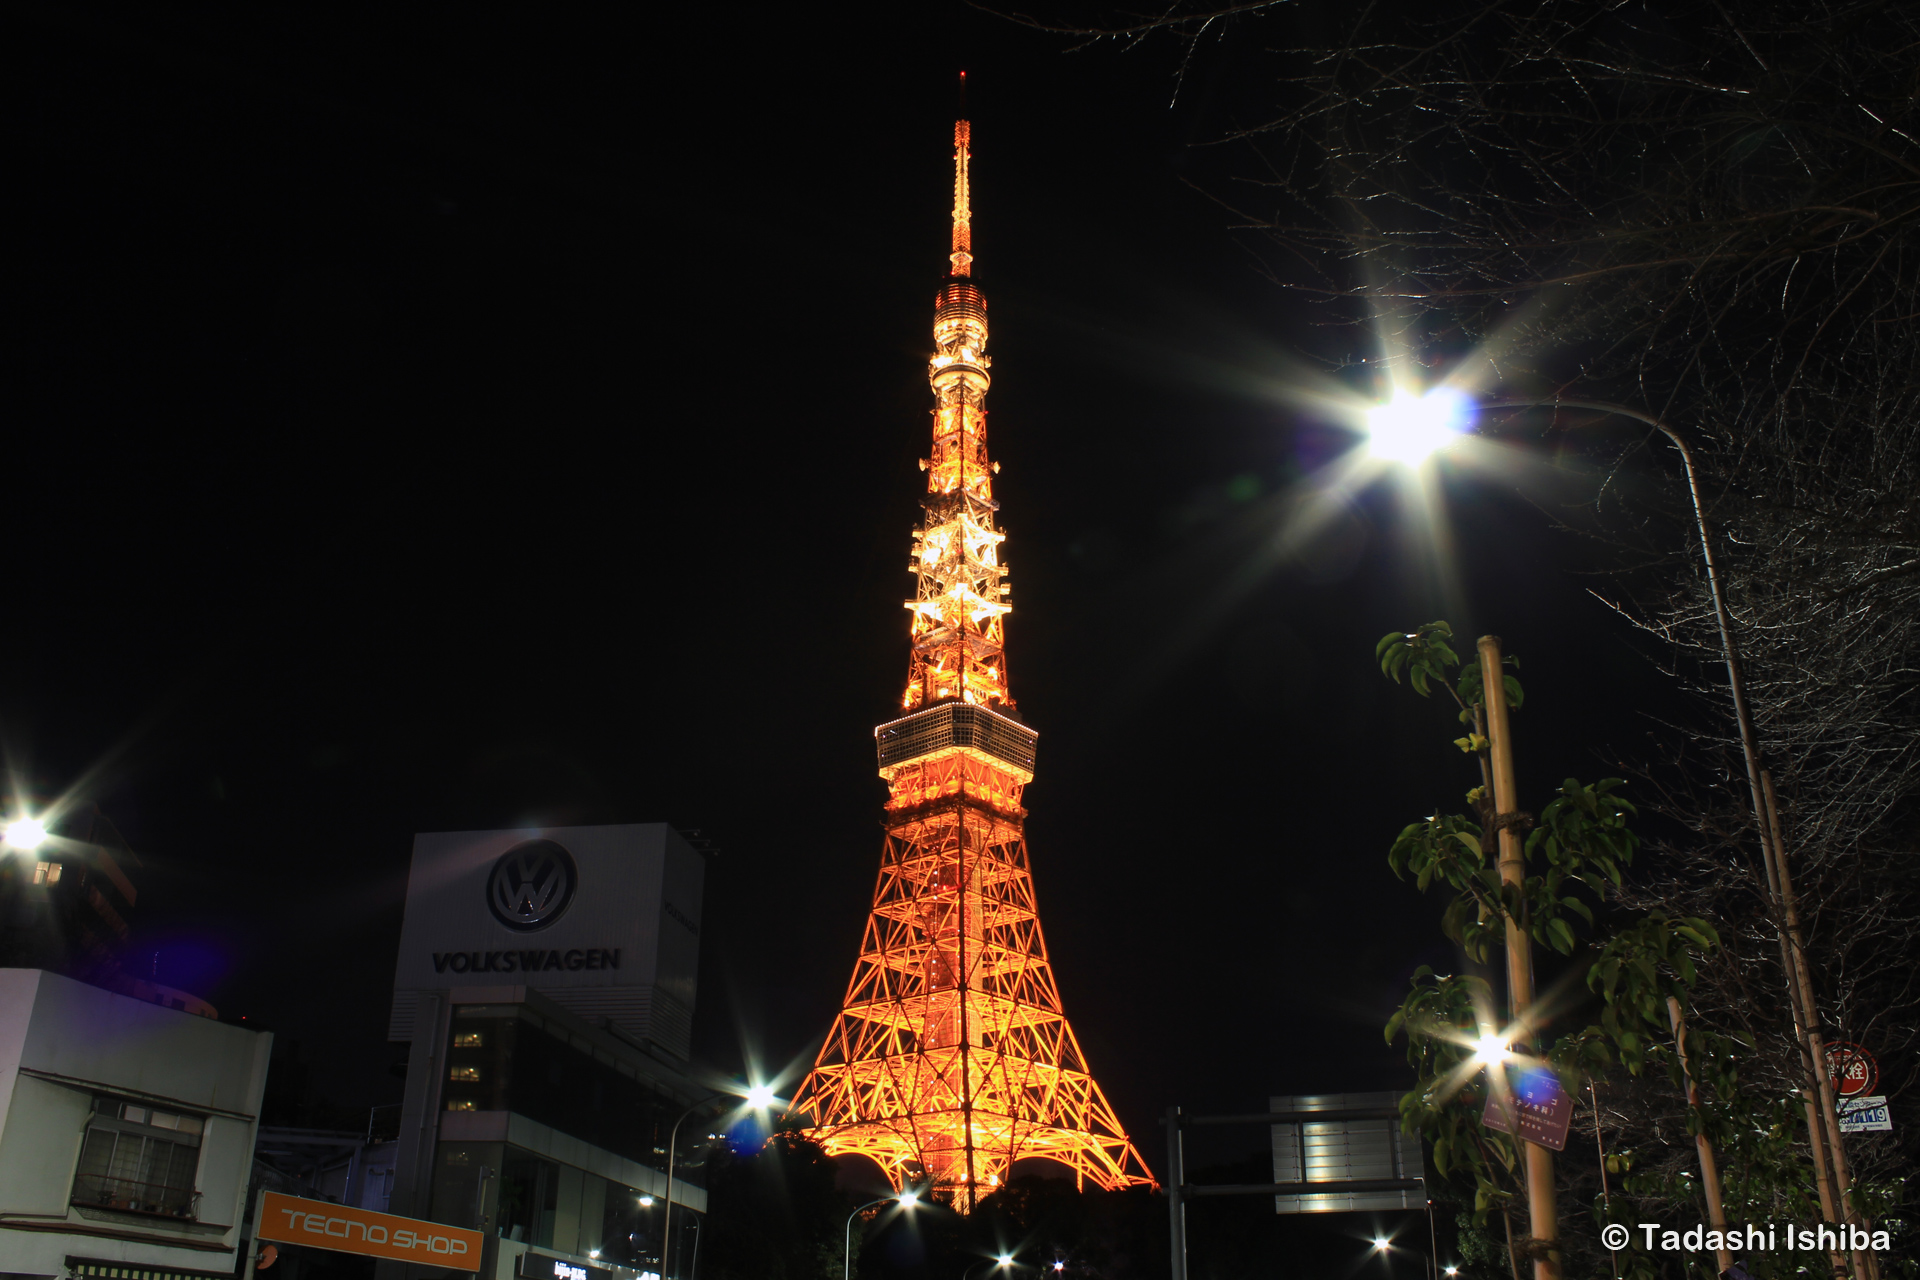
{"left": 789, "top": 114, "right": 1154, "bottom": 1212}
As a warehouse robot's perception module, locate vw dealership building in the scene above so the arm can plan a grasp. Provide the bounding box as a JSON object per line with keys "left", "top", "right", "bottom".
{"left": 380, "top": 824, "right": 713, "bottom": 1280}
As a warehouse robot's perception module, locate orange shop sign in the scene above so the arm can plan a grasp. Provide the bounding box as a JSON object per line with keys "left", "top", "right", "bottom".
{"left": 257, "top": 1190, "right": 483, "bottom": 1271}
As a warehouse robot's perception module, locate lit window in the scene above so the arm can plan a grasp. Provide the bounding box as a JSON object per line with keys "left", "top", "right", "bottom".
{"left": 445, "top": 1099, "right": 477, "bottom": 1112}
{"left": 449, "top": 1066, "right": 481, "bottom": 1082}
{"left": 33, "top": 861, "right": 61, "bottom": 884}
{"left": 454, "top": 1032, "right": 484, "bottom": 1048}
{"left": 121, "top": 1106, "right": 147, "bottom": 1125}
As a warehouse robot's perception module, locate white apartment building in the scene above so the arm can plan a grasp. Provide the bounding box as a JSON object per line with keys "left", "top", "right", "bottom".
{"left": 0, "top": 968, "right": 272, "bottom": 1280}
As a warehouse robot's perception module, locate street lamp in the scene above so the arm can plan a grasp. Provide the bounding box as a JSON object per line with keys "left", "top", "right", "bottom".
{"left": 1364, "top": 387, "right": 1474, "bottom": 465}
{"left": 3, "top": 817, "right": 47, "bottom": 850}
{"left": 660, "top": 1083, "right": 780, "bottom": 1279}
{"left": 963, "top": 1258, "right": 1016, "bottom": 1280}
{"left": 843, "top": 1188, "right": 918, "bottom": 1280}
{"left": 1478, "top": 396, "right": 1870, "bottom": 1193}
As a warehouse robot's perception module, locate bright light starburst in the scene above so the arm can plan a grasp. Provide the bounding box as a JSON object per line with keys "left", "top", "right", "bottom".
{"left": 3, "top": 818, "right": 47, "bottom": 850}
{"left": 1365, "top": 387, "right": 1475, "bottom": 465}
{"left": 1471, "top": 1033, "right": 1512, "bottom": 1065}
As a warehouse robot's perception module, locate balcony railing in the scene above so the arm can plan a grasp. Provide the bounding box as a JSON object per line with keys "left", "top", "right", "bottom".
{"left": 72, "top": 1173, "right": 200, "bottom": 1220}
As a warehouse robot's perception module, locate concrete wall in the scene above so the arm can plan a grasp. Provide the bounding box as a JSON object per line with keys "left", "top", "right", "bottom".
{"left": 0, "top": 1072, "right": 90, "bottom": 1214}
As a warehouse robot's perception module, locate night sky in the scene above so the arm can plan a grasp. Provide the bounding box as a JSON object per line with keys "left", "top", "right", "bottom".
{"left": 8, "top": 3, "right": 1664, "bottom": 1180}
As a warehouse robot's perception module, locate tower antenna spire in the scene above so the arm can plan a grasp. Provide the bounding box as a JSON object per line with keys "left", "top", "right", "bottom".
{"left": 950, "top": 78, "right": 972, "bottom": 278}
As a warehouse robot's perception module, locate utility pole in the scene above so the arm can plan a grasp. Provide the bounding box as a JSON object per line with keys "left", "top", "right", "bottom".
{"left": 1764, "top": 772, "right": 1873, "bottom": 1280}
{"left": 1477, "top": 635, "right": 1557, "bottom": 1280}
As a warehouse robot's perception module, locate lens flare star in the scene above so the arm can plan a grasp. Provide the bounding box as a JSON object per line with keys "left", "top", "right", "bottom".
{"left": 2, "top": 818, "right": 48, "bottom": 850}
{"left": 1365, "top": 387, "right": 1475, "bottom": 465}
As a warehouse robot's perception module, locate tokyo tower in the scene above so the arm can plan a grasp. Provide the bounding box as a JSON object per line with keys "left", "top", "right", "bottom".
{"left": 790, "top": 103, "right": 1155, "bottom": 1211}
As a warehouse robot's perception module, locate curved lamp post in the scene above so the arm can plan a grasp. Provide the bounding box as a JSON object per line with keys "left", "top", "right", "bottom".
{"left": 962, "top": 1258, "right": 1016, "bottom": 1280}
{"left": 1477, "top": 398, "right": 1757, "bottom": 792}
{"left": 660, "top": 1083, "right": 777, "bottom": 1279}
{"left": 1372, "top": 394, "right": 1748, "bottom": 794}
{"left": 842, "top": 1188, "right": 918, "bottom": 1280}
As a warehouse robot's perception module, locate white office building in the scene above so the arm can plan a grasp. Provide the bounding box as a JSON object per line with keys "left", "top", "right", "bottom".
{"left": 383, "top": 824, "right": 715, "bottom": 1280}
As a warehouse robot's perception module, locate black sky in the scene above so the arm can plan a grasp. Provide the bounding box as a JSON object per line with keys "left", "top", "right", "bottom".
{"left": 6, "top": 2, "right": 1667, "bottom": 1174}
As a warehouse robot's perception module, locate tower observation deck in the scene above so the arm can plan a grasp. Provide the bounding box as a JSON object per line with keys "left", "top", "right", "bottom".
{"left": 789, "top": 106, "right": 1155, "bottom": 1211}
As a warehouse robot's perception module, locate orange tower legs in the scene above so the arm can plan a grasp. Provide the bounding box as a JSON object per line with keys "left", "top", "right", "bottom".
{"left": 793, "top": 734, "right": 1152, "bottom": 1210}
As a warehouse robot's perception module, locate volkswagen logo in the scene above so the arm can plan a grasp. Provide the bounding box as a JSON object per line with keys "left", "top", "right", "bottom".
{"left": 485, "top": 839, "right": 578, "bottom": 932}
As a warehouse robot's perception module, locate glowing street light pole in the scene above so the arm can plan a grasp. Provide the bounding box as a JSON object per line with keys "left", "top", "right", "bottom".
{"left": 660, "top": 1084, "right": 777, "bottom": 1280}
{"left": 843, "top": 1189, "right": 918, "bottom": 1280}
{"left": 1477, "top": 397, "right": 1871, "bottom": 1277}
{"left": 658, "top": 1097, "right": 715, "bottom": 1280}
{"left": 1367, "top": 391, "right": 1874, "bottom": 1276}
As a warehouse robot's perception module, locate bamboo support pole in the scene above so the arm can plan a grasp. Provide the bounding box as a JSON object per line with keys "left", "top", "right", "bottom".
{"left": 1478, "top": 635, "right": 1558, "bottom": 1280}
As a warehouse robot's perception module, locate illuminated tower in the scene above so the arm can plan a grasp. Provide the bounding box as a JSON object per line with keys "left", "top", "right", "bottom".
{"left": 791, "top": 109, "right": 1154, "bottom": 1211}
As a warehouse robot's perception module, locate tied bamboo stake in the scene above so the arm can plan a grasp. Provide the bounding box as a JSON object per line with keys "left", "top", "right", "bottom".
{"left": 1591, "top": 1083, "right": 1620, "bottom": 1280}
{"left": 1478, "top": 635, "right": 1557, "bottom": 1280}
{"left": 1667, "top": 997, "right": 1733, "bottom": 1277}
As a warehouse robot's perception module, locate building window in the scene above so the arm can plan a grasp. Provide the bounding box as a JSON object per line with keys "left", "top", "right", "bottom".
{"left": 444, "top": 1006, "right": 697, "bottom": 1182}
{"left": 33, "top": 860, "right": 61, "bottom": 884}
{"left": 497, "top": 1151, "right": 560, "bottom": 1247}
{"left": 446, "top": 1099, "right": 477, "bottom": 1112}
{"left": 72, "top": 1098, "right": 205, "bottom": 1219}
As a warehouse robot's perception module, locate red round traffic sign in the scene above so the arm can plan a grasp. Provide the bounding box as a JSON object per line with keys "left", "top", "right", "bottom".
{"left": 1826, "top": 1042, "right": 1877, "bottom": 1098}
